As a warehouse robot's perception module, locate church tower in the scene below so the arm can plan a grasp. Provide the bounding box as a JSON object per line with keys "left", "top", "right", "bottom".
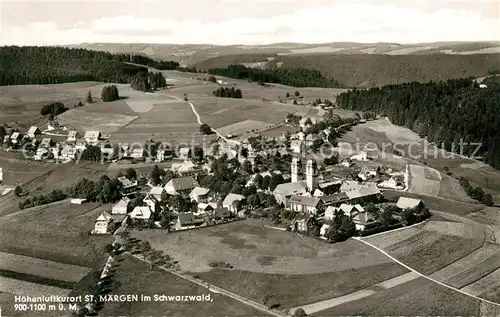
{"left": 306, "top": 159, "right": 315, "bottom": 191}
{"left": 291, "top": 157, "right": 299, "bottom": 183}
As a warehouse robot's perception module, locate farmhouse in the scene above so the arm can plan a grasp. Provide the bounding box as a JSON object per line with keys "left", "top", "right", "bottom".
{"left": 352, "top": 212, "right": 377, "bottom": 231}
{"left": 10, "top": 132, "right": 22, "bottom": 144}
{"left": 117, "top": 176, "right": 137, "bottom": 194}
{"left": 196, "top": 202, "right": 218, "bottom": 215}
{"left": 165, "top": 176, "right": 199, "bottom": 196}
{"left": 214, "top": 208, "right": 232, "bottom": 220}
{"left": 60, "top": 145, "right": 77, "bottom": 161}
{"left": 130, "top": 206, "right": 153, "bottom": 220}
{"left": 170, "top": 160, "right": 200, "bottom": 177}
{"left": 378, "top": 176, "right": 404, "bottom": 189}
{"left": 189, "top": 187, "right": 211, "bottom": 203}
{"left": 75, "top": 140, "right": 87, "bottom": 151}
{"left": 67, "top": 130, "right": 79, "bottom": 142}
{"left": 27, "top": 126, "right": 41, "bottom": 138}
{"left": 396, "top": 197, "right": 424, "bottom": 210}
{"left": 345, "top": 186, "right": 381, "bottom": 203}
{"left": 33, "top": 147, "right": 49, "bottom": 160}
{"left": 288, "top": 195, "right": 323, "bottom": 215}
{"left": 320, "top": 224, "right": 330, "bottom": 237}
{"left": 222, "top": 193, "right": 246, "bottom": 213}
{"left": 175, "top": 213, "right": 205, "bottom": 230}
{"left": 112, "top": 198, "right": 130, "bottom": 214}
{"left": 293, "top": 214, "right": 313, "bottom": 232}
{"left": 93, "top": 212, "right": 114, "bottom": 234}
{"left": 131, "top": 148, "right": 144, "bottom": 160}
{"left": 143, "top": 193, "right": 160, "bottom": 213}
{"left": 149, "top": 186, "right": 167, "bottom": 202}
{"left": 84, "top": 131, "right": 100, "bottom": 145}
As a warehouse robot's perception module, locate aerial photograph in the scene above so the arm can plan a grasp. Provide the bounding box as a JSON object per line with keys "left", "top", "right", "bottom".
{"left": 1, "top": 0, "right": 500, "bottom": 316}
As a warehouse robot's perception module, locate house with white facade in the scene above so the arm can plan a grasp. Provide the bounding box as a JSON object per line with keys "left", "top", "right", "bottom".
{"left": 165, "top": 176, "right": 199, "bottom": 196}
{"left": 131, "top": 148, "right": 144, "bottom": 160}
{"left": 175, "top": 213, "right": 205, "bottom": 230}
{"left": 84, "top": 131, "right": 100, "bottom": 145}
{"left": 299, "top": 117, "right": 317, "bottom": 130}
{"left": 178, "top": 147, "right": 191, "bottom": 159}
{"left": 10, "top": 132, "right": 22, "bottom": 144}
{"left": 130, "top": 206, "right": 153, "bottom": 220}
{"left": 396, "top": 197, "right": 424, "bottom": 210}
{"left": 288, "top": 195, "right": 323, "bottom": 215}
{"left": 117, "top": 176, "right": 137, "bottom": 194}
{"left": 189, "top": 187, "right": 211, "bottom": 203}
{"left": 149, "top": 186, "right": 167, "bottom": 202}
{"left": 222, "top": 193, "right": 246, "bottom": 214}
{"left": 93, "top": 212, "right": 114, "bottom": 234}
{"left": 112, "top": 198, "right": 130, "bottom": 214}
{"left": 27, "top": 126, "right": 41, "bottom": 139}
{"left": 67, "top": 130, "right": 79, "bottom": 142}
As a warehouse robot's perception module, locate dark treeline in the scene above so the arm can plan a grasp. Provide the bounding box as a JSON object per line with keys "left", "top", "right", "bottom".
{"left": 206, "top": 64, "right": 341, "bottom": 88}
{"left": 126, "top": 54, "right": 179, "bottom": 70}
{"left": 40, "top": 102, "right": 68, "bottom": 118}
{"left": 336, "top": 78, "right": 500, "bottom": 169}
{"left": 101, "top": 85, "right": 120, "bottom": 102}
{"left": 130, "top": 71, "right": 167, "bottom": 92}
{"left": 0, "top": 46, "right": 155, "bottom": 85}
{"left": 213, "top": 87, "right": 242, "bottom": 98}
{"left": 459, "top": 177, "right": 494, "bottom": 206}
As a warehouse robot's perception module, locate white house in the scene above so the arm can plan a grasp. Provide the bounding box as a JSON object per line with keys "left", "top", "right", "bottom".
{"left": 175, "top": 213, "right": 205, "bottom": 230}
{"left": 75, "top": 140, "right": 87, "bottom": 152}
{"left": 84, "top": 131, "right": 100, "bottom": 145}
{"left": 170, "top": 160, "right": 199, "bottom": 176}
{"left": 112, "top": 198, "right": 130, "bottom": 214}
{"left": 149, "top": 186, "right": 167, "bottom": 202}
{"left": 67, "top": 130, "right": 79, "bottom": 142}
{"left": 130, "top": 206, "right": 153, "bottom": 220}
{"left": 288, "top": 195, "right": 323, "bottom": 215}
{"left": 396, "top": 197, "right": 424, "bottom": 210}
{"left": 70, "top": 198, "right": 87, "bottom": 204}
{"left": 341, "top": 159, "right": 351, "bottom": 167}
{"left": 222, "top": 193, "right": 246, "bottom": 213}
{"left": 350, "top": 151, "right": 368, "bottom": 161}
{"left": 273, "top": 181, "right": 308, "bottom": 205}
{"left": 320, "top": 224, "right": 330, "bottom": 237}
{"left": 178, "top": 147, "right": 191, "bottom": 159}
{"left": 189, "top": 187, "right": 210, "bottom": 203}
{"left": 93, "top": 212, "right": 114, "bottom": 234}
{"left": 40, "top": 137, "right": 52, "bottom": 148}
{"left": 27, "top": 126, "right": 41, "bottom": 139}
{"left": 60, "top": 145, "right": 77, "bottom": 161}
{"left": 10, "top": 132, "right": 22, "bottom": 144}
{"left": 378, "top": 177, "right": 399, "bottom": 189}
{"left": 196, "top": 202, "right": 217, "bottom": 215}
{"left": 479, "top": 84, "right": 488, "bottom": 89}
{"left": 164, "top": 176, "right": 199, "bottom": 196}
{"left": 290, "top": 140, "right": 303, "bottom": 154}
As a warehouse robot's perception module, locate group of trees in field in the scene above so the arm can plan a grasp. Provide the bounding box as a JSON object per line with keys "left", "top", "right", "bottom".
{"left": 0, "top": 46, "right": 151, "bottom": 86}
{"left": 336, "top": 78, "right": 500, "bottom": 170}
{"left": 130, "top": 71, "right": 167, "bottom": 92}
{"left": 199, "top": 123, "right": 213, "bottom": 135}
{"left": 40, "top": 102, "right": 68, "bottom": 119}
{"left": 101, "top": 85, "right": 120, "bottom": 102}
{"left": 212, "top": 87, "right": 242, "bottom": 98}
{"left": 206, "top": 64, "right": 341, "bottom": 88}
{"left": 459, "top": 177, "right": 494, "bottom": 206}
{"left": 18, "top": 189, "right": 67, "bottom": 209}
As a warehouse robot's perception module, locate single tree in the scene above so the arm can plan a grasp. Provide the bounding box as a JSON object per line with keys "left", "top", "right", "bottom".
{"left": 200, "top": 123, "right": 212, "bottom": 135}
{"left": 86, "top": 90, "right": 93, "bottom": 103}
{"left": 14, "top": 186, "right": 22, "bottom": 197}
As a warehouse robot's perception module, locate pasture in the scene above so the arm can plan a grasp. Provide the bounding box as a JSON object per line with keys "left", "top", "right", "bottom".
{"left": 133, "top": 219, "right": 409, "bottom": 308}
{"left": 99, "top": 255, "right": 269, "bottom": 317}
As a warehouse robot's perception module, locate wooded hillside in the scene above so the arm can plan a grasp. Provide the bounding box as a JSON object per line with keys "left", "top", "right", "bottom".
{"left": 336, "top": 78, "right": 500, "bottom": 169}
{"left": 196, "top": 53, "right": 500, "bottom": 88}
{"left": 0, "top": 46, "right": 169, "bottom": 85}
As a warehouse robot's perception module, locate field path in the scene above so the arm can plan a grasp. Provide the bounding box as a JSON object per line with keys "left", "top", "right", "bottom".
{"left": 129, "top": 253, "right": 285, "bottom": 317}
{"left": 290, "top": 271, "right": 419, "bottom": 315}
{"left": 354, "top": 236, "right": 500, "bottom": 308}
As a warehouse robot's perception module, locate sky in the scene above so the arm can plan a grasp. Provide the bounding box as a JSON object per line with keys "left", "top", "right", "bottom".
{"left": 1, "top": 0, "right": 499, "bottom": 45}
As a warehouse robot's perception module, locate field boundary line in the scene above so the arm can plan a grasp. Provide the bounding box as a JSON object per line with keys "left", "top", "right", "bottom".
{"left": 360, "top": 219, "right": 429, "bottom": 239}
{"left": 447, "top": 253, "right": 500, "bottom": 290}
{"left": 353, "top": 237, "right": 500, "bottom": 308}
{"left": 128, "top": 253, "right": 286, "bottom": 317}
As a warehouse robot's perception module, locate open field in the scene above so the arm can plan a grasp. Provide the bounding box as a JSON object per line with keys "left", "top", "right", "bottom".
{"left": 0, "top": 251, "right": 91, "bottom": 283}
{"left": 363, "top": 227, "right": 423, "bottom": 249}
{"left": 408, "top": 164, "right": 441, "bottom": 196}
{"left": 0, "top": 151, "right": 54, "bottom": 185}
{"left": 469, "top": 207, "right": 500, "bottom": 225}
{"left": 217, "top": 120, "right": 276, "bottom": 136}
{"left": 99, "top": 255, "right": 270, "bottom": 317}
{"left": 443, "top": 251, "right": 500, "bottom": 289}
{"left": 0, "top": 201, "right": 112, "bottom": 268}
{"left": 422, "top": 219, "right": 485, "bottom": 239}
{"left": 0, "top": 276, "right": 71, "bottom": 297}
{"left": 462, "top": 268, "right": 500, "bottom": 302}
{"left": 133, "top": 219, "right": 397, "bottom": 274}
{"left": 58, "top": 109, "right": 138, "bottom": 134}
{"left": 313, "top": 277, "right": 480, "bottom": 316}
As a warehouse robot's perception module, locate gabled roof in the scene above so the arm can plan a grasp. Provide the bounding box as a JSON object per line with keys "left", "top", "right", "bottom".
{"left": 96, "top": 211, "right": 112, "bottom": 222}
{"left": 10, "top": 132, "right": 20, "bottom": 139}
{"left": 289, "top": 195, "right": 322, "bottom": 207}
{"left": 67, "top": 130, "right": 78, "bottom": 138}
{"left": 179, "top": 147, "right": 190, "bottom": 155}
{"left": 273, "top": 181, "right": 308, "bottom": 196}
{"left": 40, "top": 137, "right": 51, "bottom": 146}
{"left": 339, "top": 203, "right": 365, "bottom": 215}
{"left": 353, "top": 212, "right": 376, "bottom": 225}
{"left": 396, "top": 197, "right": 423, "bottom": 210}
{"left": 190, "top": 187, "right": 210, "bottom": 197}
{"left": 113, "top": 198, "right": 130, "bottom": 208}
{"left": 166, "top": 176, "right": 199, "bottom": 192}
{"left": 178, "top": 213, "right": 205, "bottom": 226}
{"left": 149, "top": 186, "right": 165, "bottom": 195}
{"left": 117, "top": 176, "right": 137, "bottom": 188}
{"left": 84, "top": 131, "right": 100, "bottom": 139}
{"left": 222, "top": 193, "right": 245, "bottom": 207}
{"left": 27, "top": 126, "right": 40, "bottom": 135}
{"left": 345, "top": 187, "right": 381, "bottom": 200}
{"left": 320, "top": 192, "right": 350, "bottom": 205}
{"left": 131, "top": 206, "right": 152, "bottom": 219}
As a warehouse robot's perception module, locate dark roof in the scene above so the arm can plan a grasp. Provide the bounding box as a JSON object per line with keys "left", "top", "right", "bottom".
{"left": 178, "top": 213, "right": 205, "bottom": 226}
{"left": 321, "top": 192, "right": 350, "bottom": 205}
{"left": 288, "top": 195, "right": 322, "bottom": 207}
{"left": 170, "top": 176, "right": 199, "bottom": 191}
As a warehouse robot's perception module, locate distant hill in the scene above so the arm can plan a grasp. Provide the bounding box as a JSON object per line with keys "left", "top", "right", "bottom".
{"left": 67, "top": 41, "right": 500, "bottom": 66}
{"left": 196, "top": 53, "right": 500, "bottom": 88}
{"left": 0, "top": 46, "right": 157, "bottom": 86}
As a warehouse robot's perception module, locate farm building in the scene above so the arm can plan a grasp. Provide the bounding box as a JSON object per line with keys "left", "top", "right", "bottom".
{"left": 84, "top": 131, "right": 100, "bottom": 145}
{"left": 60, "top": 145, "right": 77, "bottom": 161}
{"left": 149, "top": 186, "right": 167, "bottom": 202}
{"left": 70, "top": 198, "right": 87, "bottom": 204}
{"left": 170, "top": 160, "right": 200, "bottom": 177}
{"left": 352, "top": 211, "right": 377, "bottom": 231}
{"left": 175, "top": 213, "right": 205, "bottom": 230}
{"left": 130, "top": 206, "right": 153, "bottom": 220}
{"left": 131, "top": 148, "right": 144, "bottom": 160}
{"left": 273, "top": 181, "right": 308, "bottom": 205}
{"left": 189, "top": 187, "right": 211, "bottom": 203}
{"left": 288, "top": 195, "right": 323, "bottom": 215}
{"left": 27, "top": 126, "right": 41, "bottom": 138}
{"left": 112, "top": 198, "right": 130, "bottom": 214}
{"left": 93, "top": 212, "right": 114, "bottom": 234}
{"left": 325, "top": 204, "right": 365, "bottom": 220}
{"left": 143, "top": 193, "right": 160, "bottom": 213}
{"left": 67, "top": 130, "right": 79, "bottom": 142}
{"left": 117, "top": 176, "right": 137, "bottom": 194}
{"left": 396, "top": 197, "right": 424, "bottom": 210}
{"left": 214, "top": 208, "right": 232, "bottom": 220}
{"left": 345, "top": 186, "right": 381, "bottom": 203}
{"left": 196, "top": 202, "right": 218, "bottom": 215}
{"left": 222, "top": 193, "right": 246, "bottom": 213}
{"left": 75, "top": 140, "right": 87, "bottom": 151}
{"left": 165, "top": 176, "right": 199, "bottom": 196}
{"left": 292, "top": 214, "right": 313, "bottom": 232}
{"left": 10, "top": 132, "right": 22, "bottom": 144}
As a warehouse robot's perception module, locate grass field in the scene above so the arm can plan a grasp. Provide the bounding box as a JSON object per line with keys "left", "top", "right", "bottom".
{"left": 463, "top": 268, "right": 500, "bottom": 302}
{"left": 132, "top": 219, "right": 396, "bottom": 274}
{"left": 443, "top": 251, "right": 500, "bottom": 289}
{"left": 0, "top": 201, "right": 112, "bottom": 268}
{"left": 313, "top": 277, "right": 480, "bottom": 316}
{"left": 99, "top": 255, "right": 270, "bottom": 317}
{"left": 58, "top": 109, "right": 138, "bottom": 134}
{"left": 408, "top": 164, "right": 441, "bottom": 196}
{"left": 363, "top": 227, "right": 423, "bottom": 249}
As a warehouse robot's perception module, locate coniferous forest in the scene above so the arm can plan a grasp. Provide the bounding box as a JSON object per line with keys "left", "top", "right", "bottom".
{"left": 336, "top": 78, "right": 500, "bottom": 169}
{"left": 213, "top": 87, "right": 243, "bottom": 98}
{"left": 207, "top": 64, "right": 341, "bottom": 88}
{"left": 0, "top": 46, "right": 167, "bottom": 85}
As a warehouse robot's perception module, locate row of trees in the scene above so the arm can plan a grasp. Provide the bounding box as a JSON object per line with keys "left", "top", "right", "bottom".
{"left": 130, "top": 71, "right": 167, "bottom": 92}
{"left": 0, "top": 46, "right": 150, "bottom": 86}
{"left": 459, "top": 177, "right": 494, "bottom": 206}
{"left": 212, "top": 87, "right": 243, "bottom": 98}
{"left": 40, "top": 102, "right": 68, "bottom": 118}
{"left": 207, "top": 64, "right": 341, "bottom": 88}
{"left": 337, "top": 78, "right": 500, "bottom": 169}
{"left": 19, "top": 189, "right": 67, "bottom": 209}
